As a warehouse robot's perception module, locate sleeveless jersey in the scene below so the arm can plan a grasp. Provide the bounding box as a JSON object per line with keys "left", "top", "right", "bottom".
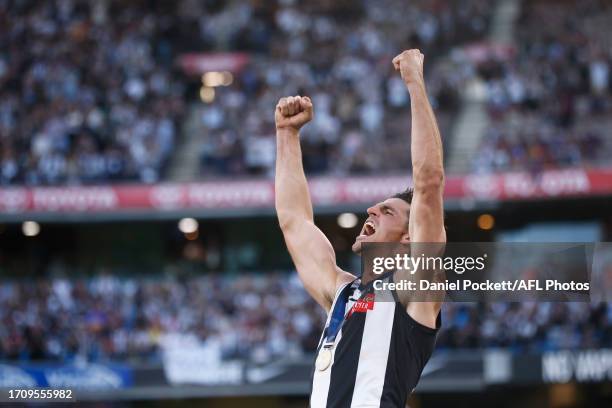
{"left": 310, "top": 272, "right": 441, "bottom": 407}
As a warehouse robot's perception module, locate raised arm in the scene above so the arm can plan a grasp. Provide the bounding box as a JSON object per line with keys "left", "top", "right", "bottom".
{"left": 393, "top": 50, "right": 446, "bottom": 327}
{"left": 275, "top": 96, "right": 354, "bottom": 311}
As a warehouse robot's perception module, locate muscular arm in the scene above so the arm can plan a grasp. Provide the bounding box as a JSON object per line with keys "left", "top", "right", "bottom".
{"left": 394, "top": 50, "right": 446, "bottom": 328}
{"left": 275, "top": 96, "right": 354, "bottom": 311}
{"left": 407, "top": 80, "right": 445, "bottom": 244}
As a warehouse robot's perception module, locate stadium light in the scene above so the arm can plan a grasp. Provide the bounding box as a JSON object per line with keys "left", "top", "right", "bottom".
{"left": 337, "top": 213, "right": 358, "bottom": 229}
{"left": 221, "top": 71, "right": 233, "bottom": 86}
{"left": 22, "top": 221, "right": 40, "bottom": 237}
{"left": 202, "top": 71, "right": 233, "bottom": 87}
{"left": 178, "top": 218, "right": 199, "bottom": 234}
{"left": 477, "top": 214, "right": 495, "bottom": 230}
{"left": 202, "top": 71, "right": 223, "bottom": 87}
{"left": 199, "top": 86, "right": 215, "bottom": 103}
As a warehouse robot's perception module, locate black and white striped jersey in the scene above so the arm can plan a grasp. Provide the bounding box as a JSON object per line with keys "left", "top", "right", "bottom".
{"left": 310, "top": 272, "right": 440, "bottom": 408}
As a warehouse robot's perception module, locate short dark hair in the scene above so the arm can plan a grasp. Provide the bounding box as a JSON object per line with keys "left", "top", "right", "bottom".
{"left": 392, "top": 188, "right": 413, "bottom": 205}
{"left": 391, "top": 188, "right": 413, "bottom": 230}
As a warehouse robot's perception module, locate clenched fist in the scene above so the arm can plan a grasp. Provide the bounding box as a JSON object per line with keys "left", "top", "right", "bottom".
{"left": 275, "top": 96, "right": 313, "bottom": 131}
{"left": 392, "top": 49, "right": 425, "bottom": 87}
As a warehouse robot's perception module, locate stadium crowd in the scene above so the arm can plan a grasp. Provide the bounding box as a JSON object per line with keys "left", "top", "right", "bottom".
{"left": 0, "top": 0, "right": 493, "bottom": 185}
{"left": 1, "top": 0, "right": 611, "bottom": 185}
{"left": 472, "top": 0, "right": 612, "bottom": 174}
{"left": 194, "top": 0, "right": 492, "bottom": 177}
{"left": 0, "top": 273, "right": 610, "bottom": 363}
{"left": 0, "top": 0, "right": 187, "bottom": 185}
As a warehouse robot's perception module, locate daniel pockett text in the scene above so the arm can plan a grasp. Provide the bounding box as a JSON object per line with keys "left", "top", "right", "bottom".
{"left": 361, "top": 242, "right": 608, "bottom": 302}
{"left": 373, "top": 278, "right": 590, "bottom": 292}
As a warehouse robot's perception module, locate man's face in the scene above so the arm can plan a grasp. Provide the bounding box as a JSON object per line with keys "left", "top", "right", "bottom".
{"left": 352, "top": 198, "right": 410, "bottom": 253}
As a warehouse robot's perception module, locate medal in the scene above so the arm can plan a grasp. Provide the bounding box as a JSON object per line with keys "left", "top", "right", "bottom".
{"left": 315, "top": 282, "right": 358, "bottom": 372}
{"left": 315, "top": 348, "right": 333, "bottom": 371}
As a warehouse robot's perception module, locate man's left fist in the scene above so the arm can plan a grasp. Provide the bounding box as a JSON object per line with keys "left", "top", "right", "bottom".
{"left": 275, "top": 96, "right": 313, "bottom": 132}
{"left": 392, "top": 49, "right": 425, "bottom": 87}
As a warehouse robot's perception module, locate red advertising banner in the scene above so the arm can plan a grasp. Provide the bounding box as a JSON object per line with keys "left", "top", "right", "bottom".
{"left": 0, "top": 168, "right": 611, "bottom": 215}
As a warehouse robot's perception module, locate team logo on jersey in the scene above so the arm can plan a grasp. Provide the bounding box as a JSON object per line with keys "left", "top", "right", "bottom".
{"left": 348, "top": 293, "right": 375, "bottom": 318}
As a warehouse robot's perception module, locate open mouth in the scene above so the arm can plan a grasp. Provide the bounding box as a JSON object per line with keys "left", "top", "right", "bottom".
{"left": 358, "top": 220, "right": 376, "bottom": 239}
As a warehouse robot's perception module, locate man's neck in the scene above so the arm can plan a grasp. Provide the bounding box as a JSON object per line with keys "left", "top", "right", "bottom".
{"left": 360, "top": 269, "right": 380, "bottom": 286}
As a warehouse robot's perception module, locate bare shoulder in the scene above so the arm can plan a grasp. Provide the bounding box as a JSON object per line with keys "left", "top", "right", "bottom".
{"left": 317, "top": 268, "right": 357, "bottom": 313}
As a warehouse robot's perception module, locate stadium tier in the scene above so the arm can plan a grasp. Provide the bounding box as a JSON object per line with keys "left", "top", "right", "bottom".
{"left": 3, "top": 0, "right": 488, "bottom": 183}
{"left": 0, "top": 275, "right": 610, "bottom": 363}
{"left": 2, "top": 0, "right": 610, "bottom": 186}
{"left": 472, "top": 0, "right": 612, "bottom": 174}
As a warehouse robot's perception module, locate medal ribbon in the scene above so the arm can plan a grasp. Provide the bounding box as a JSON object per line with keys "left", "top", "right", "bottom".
{"left": 321, "top": 270, "right": 396, "bottom": 348}
{"left": 321, "top": 282, "right": 354, "bottom": 347}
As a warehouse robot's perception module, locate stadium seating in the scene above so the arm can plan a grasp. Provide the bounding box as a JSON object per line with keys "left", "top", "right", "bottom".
{"left": 0, "top": 0, "right": 493, "bottom": 184}
{"left": 1, "top": 274, "right": 609, "bottom": 362}
{"left": 472, "top": 0, "right": 612, "bottom": 173}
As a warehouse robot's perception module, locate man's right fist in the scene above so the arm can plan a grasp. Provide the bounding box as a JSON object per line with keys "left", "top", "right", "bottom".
{"left": 392, "top": 49, "right": 425, "bottom": 87}
{"left": 275, "top": 96, "right": 313, "bottom": 131}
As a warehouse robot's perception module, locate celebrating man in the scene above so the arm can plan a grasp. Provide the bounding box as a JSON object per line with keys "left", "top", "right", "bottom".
{"left": 275, "top": 49, "right": 446, "bottom": 407}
